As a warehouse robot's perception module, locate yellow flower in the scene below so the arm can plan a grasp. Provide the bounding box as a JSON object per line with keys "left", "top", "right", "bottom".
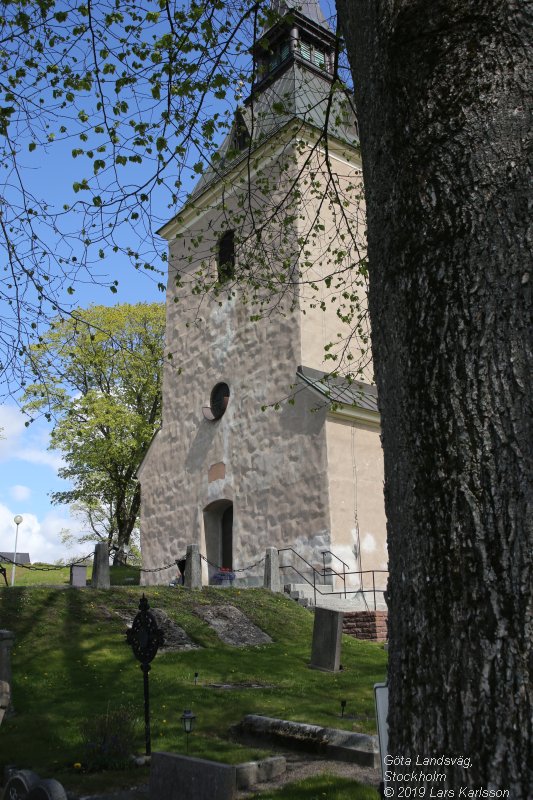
{"left": 73, "top": 763, "right": 82, "bottom": 770}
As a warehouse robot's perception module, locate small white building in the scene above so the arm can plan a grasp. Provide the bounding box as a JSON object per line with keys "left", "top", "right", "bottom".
{"left": 138, "top": 0, "right": 387, "bottom": 589}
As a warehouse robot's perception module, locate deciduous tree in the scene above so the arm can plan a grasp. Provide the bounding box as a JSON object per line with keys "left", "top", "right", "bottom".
{"left": 23, "top": 303, "right": 165, "bottom": 562}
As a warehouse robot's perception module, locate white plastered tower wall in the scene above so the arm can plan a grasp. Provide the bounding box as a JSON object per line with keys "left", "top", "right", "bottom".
{"left": 138, "top": 0, "right": 387, "bottom": 587}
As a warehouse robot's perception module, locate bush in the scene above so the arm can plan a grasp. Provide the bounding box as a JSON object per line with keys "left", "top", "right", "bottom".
{"left": 81, "top": 706, "right": 139, "bottom": 771}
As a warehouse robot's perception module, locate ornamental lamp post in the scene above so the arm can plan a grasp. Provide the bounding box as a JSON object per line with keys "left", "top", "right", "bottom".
{"left": 11, "top": 515, "right": 23, "bottom": 587}
{"left": 181, "top": 709, "right": 196, "bottom": 755}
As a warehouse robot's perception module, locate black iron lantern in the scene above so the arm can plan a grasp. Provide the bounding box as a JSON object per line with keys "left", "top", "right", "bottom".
{"left": 340, "top": 699, "right": 347, "bottom": 717}
{"left": 181, "top": 709, "right": 196, "bottom": 754}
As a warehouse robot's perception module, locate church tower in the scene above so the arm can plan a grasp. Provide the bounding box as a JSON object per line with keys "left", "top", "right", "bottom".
{"left": 138, "top": 1, "right": 386, "bottom": 588}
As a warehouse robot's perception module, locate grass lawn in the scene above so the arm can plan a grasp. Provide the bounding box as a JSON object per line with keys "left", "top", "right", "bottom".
{"left": 4, "top": 562, "right": 141, "bottom": 587}
{"left": 251, "top": 774, "right": 379, "bottom": 799}
{"left": 0, "top": 585, "right": 386, "bottom": 795}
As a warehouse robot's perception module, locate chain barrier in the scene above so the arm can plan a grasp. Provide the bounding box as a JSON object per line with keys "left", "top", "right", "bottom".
{"left": 200, "top": 553, "right": 265, "bottom": 573}
{"left": 0, "top": 551, "right": 267, "bottom": 577}
{"left": 0, "top": 553, "right": 95, "bottom": 571}
{"left": 137, "top": 560, "right": 180, "bottom": 573}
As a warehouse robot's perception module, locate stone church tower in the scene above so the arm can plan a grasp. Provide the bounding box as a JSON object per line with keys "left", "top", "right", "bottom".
{"left": 138, "top": 0, "right": 387, "bottom": 587}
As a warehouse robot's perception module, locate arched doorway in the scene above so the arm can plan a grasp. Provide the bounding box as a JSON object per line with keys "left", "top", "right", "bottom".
{"left": 203, "top": 500, "right": 233, "bottom": 583}
{"left": 221, "top": 505, "right": 233, "bottom": 569}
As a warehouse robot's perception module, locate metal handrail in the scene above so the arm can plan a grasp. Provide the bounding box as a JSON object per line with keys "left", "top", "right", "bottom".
{"left": 325, "top": 569, "right": 389, "bottom": 611}
{"left": 278, "top": 547, "right": 388, "bottom": 610}
{"left": 320, "top": 549, "right": 350, "bottom": 599}
{"left": 278, "top": 547, "right": 329, "bottom": 606}
{"left": 277, "top": 547, "right": 388, "bottom": 610}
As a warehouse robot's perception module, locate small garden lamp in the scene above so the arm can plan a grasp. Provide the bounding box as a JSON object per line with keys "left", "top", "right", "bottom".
{"left": 340, "top": 699, "right": 347, "bottom": 718}
{"left": 11, "top": 515, "right": 23, "bottom": 587}
{"left": 181, "top": 709, "right": 196, "bottom": 754}
{"left": 194, "top": 671, "right": 199, "bottom": 685}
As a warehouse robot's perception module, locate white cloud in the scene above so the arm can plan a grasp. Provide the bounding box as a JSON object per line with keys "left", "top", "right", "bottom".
{"left": 0, "top": 502, "right": 88, "bottom": 564}
{"left": 16, "top": 447, "right": 64, "bottom": 471}
{"left": 0, "top": 404, "right": 63, "bottom": 472}
{"left": 0, "top": 405, "right": 27, "bottom": 460}
{"left": 9, "top": 485, "right": 31, "bottom": 502}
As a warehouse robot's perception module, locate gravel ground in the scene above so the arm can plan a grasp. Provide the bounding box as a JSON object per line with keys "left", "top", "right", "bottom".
{"left": 76, "top": 753, "right": 380, "bottom": 799}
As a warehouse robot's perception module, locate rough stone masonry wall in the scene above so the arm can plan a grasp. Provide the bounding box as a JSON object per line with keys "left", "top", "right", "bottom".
{"left": 343, "top": 611, "right": 388, "bottom": 642}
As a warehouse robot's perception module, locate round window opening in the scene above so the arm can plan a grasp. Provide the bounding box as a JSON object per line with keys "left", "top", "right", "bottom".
{"left": 210, "top": 382, "right": 230, "bottom": 420}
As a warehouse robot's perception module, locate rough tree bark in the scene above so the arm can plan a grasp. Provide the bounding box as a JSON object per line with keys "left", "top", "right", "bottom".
{"left": 336, "top": 1, "right": 532, "bottom": 796}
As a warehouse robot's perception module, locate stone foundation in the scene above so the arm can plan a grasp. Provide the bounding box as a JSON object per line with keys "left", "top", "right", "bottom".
{"left": 343, "top": 611, "right": 388, "bottom": 642}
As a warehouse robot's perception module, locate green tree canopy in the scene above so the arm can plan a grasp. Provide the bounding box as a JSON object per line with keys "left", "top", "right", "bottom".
{"left": 23, "top": 302, "right": 165, "bottom": 560}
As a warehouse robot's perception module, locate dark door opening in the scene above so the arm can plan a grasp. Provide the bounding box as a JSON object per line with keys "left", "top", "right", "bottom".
{"left": 221, "top": 505, "right": 233, "bottom": 569}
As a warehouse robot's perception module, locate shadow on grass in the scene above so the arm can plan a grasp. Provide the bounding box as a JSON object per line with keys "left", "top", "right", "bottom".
{"left": 250, "top": 773, "right": 380, "bottom": 799}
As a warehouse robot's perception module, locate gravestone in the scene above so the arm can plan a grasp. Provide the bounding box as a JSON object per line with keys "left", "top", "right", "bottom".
{"left": 70, "top": 565, "right": 87, "bottom": 587}
{"left": 184, "top": 544, "right": 202, "bottom": 589}
{"left": 150, "top": 752, "right": 236, "bottom": 800}
{"left": 1, "top": 773, "right": 67, "bottom": 800}
{"left": 91, "top": 543, "right": 110, "bottom": 589}
{"left": 26, "top": 779, "right": 68, "bottom": 800}
{"left": 263, "top": 547, "right": 281, "bottom": 593}
{"left": 1, "top": 770, "right": 40, "bottom": 799}
{"left": 0, "top": 629, "right": 14, "bottom": 722}
{"left": 310, "top": 607, "right": 343, "bottom": 672}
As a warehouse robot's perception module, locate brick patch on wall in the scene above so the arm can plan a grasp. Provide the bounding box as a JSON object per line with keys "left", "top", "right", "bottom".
{"left": 343, "top": 611, "right": 388, "bottom": 642}
{"left": 208, "top": 462, "right": 226, "bottom": 482}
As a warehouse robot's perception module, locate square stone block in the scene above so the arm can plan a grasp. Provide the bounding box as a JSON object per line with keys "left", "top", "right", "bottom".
{"left": 150, "top": 752, "right": 236, "bottom": 800}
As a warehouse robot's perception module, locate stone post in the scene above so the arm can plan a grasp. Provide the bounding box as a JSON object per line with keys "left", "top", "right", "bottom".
{"left": 91, "top": 543, "right": 110, "bottom": 589}
{"left": 263, "top": 547, "right": 281, "bottom": 592}
{"left": 0, "top": 629, "right": 15, "bottom": 723}
{"left": 184, "top": 544, "right": 202, "bottom": 589}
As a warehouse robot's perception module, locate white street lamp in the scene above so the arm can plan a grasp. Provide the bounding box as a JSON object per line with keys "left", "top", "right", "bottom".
{"left": 11, "top": 515, "right": 23, "bottom": 587}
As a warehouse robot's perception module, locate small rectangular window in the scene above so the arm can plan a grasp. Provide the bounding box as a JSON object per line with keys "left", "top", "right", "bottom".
{"left": 217, "top": 231, "right": 235, "bottom": 284}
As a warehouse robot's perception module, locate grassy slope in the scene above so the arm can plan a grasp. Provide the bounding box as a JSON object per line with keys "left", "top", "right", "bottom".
{"left": 0, "top": 585, "right": 385, "bottom": 795}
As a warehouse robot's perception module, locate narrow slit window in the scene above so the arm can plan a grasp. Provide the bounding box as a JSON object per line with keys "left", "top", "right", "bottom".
{"left": 217, "top": 230, "right": 235, "bottom": 284}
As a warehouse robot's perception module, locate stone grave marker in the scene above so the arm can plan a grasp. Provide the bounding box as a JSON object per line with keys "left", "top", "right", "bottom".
{"left": 1, "top": 770, "right": 40, "bottom": 800}
{"left": 150, "top": 752, "right": 236, "bottom": 800}
{"left": 0, "top": 629, "right": 14, "bottom": 722}
{"left": 310, "top": 607, "right": 343, "bottom": 672}
{"left": 194, "top": 604, "right": 272, "bottom": 647}
{"left": 26, "top": 779, "right": 68, "bottom": 800}
{"left": 70, "top": 564, "right": 87, "bottom": 587}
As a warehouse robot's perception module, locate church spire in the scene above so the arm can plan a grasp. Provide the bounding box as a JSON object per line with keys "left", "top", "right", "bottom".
{"left": 253, "top": 0, "right": 337, "bottom": 93}
{"left": 269, "top": 0, "right": 332, "bottom": 32}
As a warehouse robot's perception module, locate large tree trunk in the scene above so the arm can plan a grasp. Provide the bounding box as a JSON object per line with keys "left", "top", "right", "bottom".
{"left": 336, "top": 1, "right": 532, "bottom": 796}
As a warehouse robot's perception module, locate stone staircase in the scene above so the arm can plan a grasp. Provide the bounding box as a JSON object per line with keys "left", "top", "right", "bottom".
{"left": 284, "top": 582, "right": 387, "bottom": 612}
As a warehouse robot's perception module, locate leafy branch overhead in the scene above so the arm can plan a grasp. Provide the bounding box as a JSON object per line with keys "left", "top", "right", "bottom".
{"left": 0, "top": 0, "right": 368, "bottom": 393}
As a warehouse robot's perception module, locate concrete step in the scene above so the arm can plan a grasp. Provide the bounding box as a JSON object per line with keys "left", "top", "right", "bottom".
{"left": 287, "top": 582, "right": 335, "bottom": 593}
{"left": 285, "top": 581, "right": 386, "bottom": 612}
